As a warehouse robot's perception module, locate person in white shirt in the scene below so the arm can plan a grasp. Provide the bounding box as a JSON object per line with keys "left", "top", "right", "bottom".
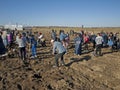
{"left": 38, "top": 33, "right": 46, "bottom": 47}
{"left": 94, "top": 33, "right": 103, "bottom": 56}
{"left": 38, "top": 33, "right": 43, "bottom": 39}
{"left": 16, "top": 33, "right": 27, "bottom": 60}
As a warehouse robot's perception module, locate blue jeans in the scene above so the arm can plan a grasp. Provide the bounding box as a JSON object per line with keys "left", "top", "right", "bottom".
{"left": 31, "top": 44, "right": 37, "bottom": 56}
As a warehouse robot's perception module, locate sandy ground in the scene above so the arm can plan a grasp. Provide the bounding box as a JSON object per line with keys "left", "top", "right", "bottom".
{"left": 0, "top": 27, "right": 120, "bottom": 90}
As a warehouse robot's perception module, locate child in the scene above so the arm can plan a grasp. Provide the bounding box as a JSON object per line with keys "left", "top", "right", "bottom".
{"left": 30, "top": 35, "right": 37, "bottom": 58}
{"left": 94, "top": 33, "right": 103, "bottom": 56}
{"left": 16, "top": 33, "right": 27, "bottom": 60}
{"left": 52, "top": 38, "right": 66, "bottom": 67}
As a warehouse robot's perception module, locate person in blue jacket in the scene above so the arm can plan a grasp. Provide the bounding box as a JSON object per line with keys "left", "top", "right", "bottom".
{"left": 74, "top": 33, "right": 82, "bottom": 56}
{"left": 52, "top": 38, "right": 66, "bottom": 67}
{"left": 30, "top": 35, "right": 37, "bottom": 58}
{"left": 59, "top": 30, "right": 67, "bottom": 42}
{"left": 107, "top": 36, "right": 114, "bottom": 52}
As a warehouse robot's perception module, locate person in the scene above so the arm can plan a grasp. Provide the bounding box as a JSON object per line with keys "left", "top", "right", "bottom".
{"left": 74, "top": 33, "right": 82, "bottom": 56}
{"left": 16, "top": 33, "right": 27, "bottom": 61}
{"left": 93, "top": 33, "right": 103, "bottom": 56}
{"left": 16, "top": 33, "right": 19, "bottom": 42}
{"left": 83, "top": 33, "right": 89, "bottom": 52}
{"left": 0, "top": 33, "right": 6, "bottom": 55}
{"left": 7, "top": 31, "right": 12, "bottom": 47}
{"left": 59, "top": 30, "right": 68, "bottom": 52}
{"left": 116, "top": 38, "right": 120, "bottom": 51}
{"left": 51, "top": 29, "right": 57, "bottom": 41}
{"left": 59, "top": 30, "right": 67, "bottom": 42}
{"left": 63, "top": 32, "right": 70, "bottom": 52}
{"left": 52, "top": 38, "right": 66, "bottom": 67}
{"left": 38, "top": 33, "right": 43, "bottom": 39}
{"left": 30, "top": 35, "right": 37, "bottom": 58}
{"left": 101, "top": 31, "right": 108, "bottom": 47}
{"left": 1, "top": 30, "right": 8, "bottom": 47}
{"left": 112, "top": 36, "right": 119, "bottom": 51}
{"left": 38, "top": 33, "right": 46, "bottom": 47}
{"left": 70, "top": 30, "right": 74, "bottom": 36}
{"left": 90, "top": 32, "right": 96, "bottom": 49}
{"left": 107, "top": 36, "right": 114, "bottom": 52}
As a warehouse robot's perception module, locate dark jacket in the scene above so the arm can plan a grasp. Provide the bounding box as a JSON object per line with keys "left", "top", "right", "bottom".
{"left": 0, "top": 36, "right": 6, "bottom": 54}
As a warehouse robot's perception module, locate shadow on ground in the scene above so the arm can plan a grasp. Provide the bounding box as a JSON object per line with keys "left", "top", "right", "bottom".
{"left": 66, "top": 55, "right": 91, "bottom": 67}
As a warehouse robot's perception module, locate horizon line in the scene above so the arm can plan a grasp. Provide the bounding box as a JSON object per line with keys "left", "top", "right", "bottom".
{"left": 0, "top": 24, "right": 120, "bottom": 28}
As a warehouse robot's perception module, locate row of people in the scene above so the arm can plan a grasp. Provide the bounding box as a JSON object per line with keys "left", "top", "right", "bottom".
{"left": 0, "top": 29, "right": 120, "bottom": 67}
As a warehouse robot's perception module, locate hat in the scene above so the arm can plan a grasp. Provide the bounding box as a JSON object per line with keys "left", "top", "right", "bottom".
{"left": 51, "top": 39, "right": 54, "bottom": 43}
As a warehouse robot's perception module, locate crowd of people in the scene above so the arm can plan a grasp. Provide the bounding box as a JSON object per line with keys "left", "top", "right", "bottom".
{"left": 0, "top": 29, "right": 45, "bottom": 60}
{"left": 73, "top": 30, "right": 120, "bottom": 56}
{"left": 0, "top": 28, "right": 120, "bottom": 67}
